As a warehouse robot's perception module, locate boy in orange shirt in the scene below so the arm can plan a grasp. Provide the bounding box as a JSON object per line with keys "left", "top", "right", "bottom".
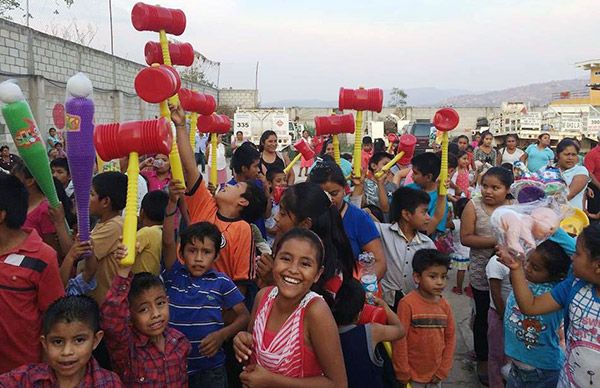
{"left": 393, "top": 249, "right": 456, "bottom": 387}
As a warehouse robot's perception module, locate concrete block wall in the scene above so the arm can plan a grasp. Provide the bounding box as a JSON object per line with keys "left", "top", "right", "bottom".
{"left": 219, "top": 88, "right": 258, "bottom": 109}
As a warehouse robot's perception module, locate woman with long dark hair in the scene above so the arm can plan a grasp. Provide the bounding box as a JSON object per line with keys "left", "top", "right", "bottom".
{"left": 258, "top": 130, "right": 294, "bottom": 184}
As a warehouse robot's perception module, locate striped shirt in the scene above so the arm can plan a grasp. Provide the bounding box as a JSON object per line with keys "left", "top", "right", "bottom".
{"left": 162, "top": 262, "right": 244, "bottom": 374}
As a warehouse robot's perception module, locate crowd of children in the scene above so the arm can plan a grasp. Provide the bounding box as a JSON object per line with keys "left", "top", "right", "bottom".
{"left": 0, "top": 105, "right": 599, "bottom": 388}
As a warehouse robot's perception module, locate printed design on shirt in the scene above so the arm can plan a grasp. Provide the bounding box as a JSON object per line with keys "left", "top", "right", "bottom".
{"left": 507, "top": 306, "right": 547, "bottom": 349}
{"left": 566, "top": 341, "right": 600, "bottom": 388}
{"left": 14, "top": 118, "right": 42, "bottom": 147}
{"left": 411, "top": 313, "right": 447, "bottom": 328}
{"left": 220, "top": 234, "right": 226, "bottom": 249}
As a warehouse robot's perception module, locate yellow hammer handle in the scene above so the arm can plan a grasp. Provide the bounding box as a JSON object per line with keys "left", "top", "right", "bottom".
{"left": 353, "top": 110, "right": 363, "bottom": 177}
{"left": 160, "top": 101, "right": 186, "bottom": 190}
{"left": 439, "top": 132, "right": 449, "bottom": 196}
{"left": 120, "top": 152, "right": 139, "bottom": 266}
{"left": 189, "top": 112, "right": 198, "bottom": 151}
{"left": 284, "top": 153, "right": 302, "bottom": 175}
{"left": 159, "top": 29, "right": 180, "bottom": 106}
{"left": 333, "top": 134, "right": 341, "bottom": 166}
{"left": 210, "top": 133, "right": 218, "bottom": 186}
{"left": 375, "top": 151, "right": 405, "bottom": 179}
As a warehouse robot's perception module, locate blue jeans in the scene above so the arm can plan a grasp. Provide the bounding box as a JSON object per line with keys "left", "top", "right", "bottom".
{"left": 189, "top": 365, "right": 228, "bottom": 388}
{"left": 506, "top": 363, "right": 560, "bottom": 388}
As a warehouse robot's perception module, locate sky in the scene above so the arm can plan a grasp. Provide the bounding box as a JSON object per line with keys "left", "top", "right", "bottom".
{"left": 9, "top": 0, "right": 600, "bottom": 103}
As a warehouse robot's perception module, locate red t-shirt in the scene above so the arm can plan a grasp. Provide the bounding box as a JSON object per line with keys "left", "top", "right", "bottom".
{"left": 0, "top": 228, "right": 64, "bottom": 373}
{"left": 23, "top": 199, "right": 56, "bottom": 237}
{"left": 584, "top": 145, "right": 600, "bottom": 183}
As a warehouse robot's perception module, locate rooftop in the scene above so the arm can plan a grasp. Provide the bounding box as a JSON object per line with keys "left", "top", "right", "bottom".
{"left": 575, "top": 59, "right": 600, "bottom": 70}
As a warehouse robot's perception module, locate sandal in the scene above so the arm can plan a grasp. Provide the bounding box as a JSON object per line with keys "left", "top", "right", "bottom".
{"left": 452, "top": 286, "right": 463, "bottom": 295}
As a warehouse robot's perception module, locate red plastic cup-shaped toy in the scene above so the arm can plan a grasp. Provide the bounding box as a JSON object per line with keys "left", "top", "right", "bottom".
{"left": 94, "top": 118, "right": 173, "bottom": 161}
{"left": 145, "top": 41, "right": 194, "bottom": 66}
{"left": 314, "top": 113, "right": 355, "bottom": 136}
{"left": 398, "top": 134, "right": 417, "bottom": 165}
{"left": 295, "top": 138, "right": 316, "bottom": 160}
{"left": 197, "top": 114, "right": 231, "bottom": 135}
{"left": 131, "top": 2, "right": 186, "bottom": 35}
{"left": 134, "top": 65, "right": 181, "bottom": 104}
{"left": 179, "top": 89, "right": 217, "bottom": 116}
{"left": 339, "top": 87, "right": 383, "bottom": 112}
{"left": 358, "top": 304, "right": 387, "bottom": 325}
{"left": 433, "top": 108, "right": 460, "bottom": 132}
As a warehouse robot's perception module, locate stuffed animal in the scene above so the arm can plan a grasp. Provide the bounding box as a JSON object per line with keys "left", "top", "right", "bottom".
{"left": 492, "top": 206, "right": 561, "bottom": 255}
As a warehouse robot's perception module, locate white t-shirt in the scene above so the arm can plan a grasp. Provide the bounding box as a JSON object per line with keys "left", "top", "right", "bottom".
{"left": 561, "top": 165, "right": 589, "bottom": 210}
{"left": 209, "top": 143, "right": 227, "bottom": 170}
{"left": 499, "top": 147, "right": 524, "bottom": 165}
{"left": 486, "top": 255, "right": 512, "bottom": 311}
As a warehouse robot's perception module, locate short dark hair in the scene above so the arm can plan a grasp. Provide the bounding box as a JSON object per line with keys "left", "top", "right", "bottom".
{"left": 448, "top": 142, "right": 460, "bottom": 156}
{"left": 389, "top": 186, "right": 431, "bottom": 223}
{"left": 412, "top": 249, "right": 450, "bottom": 274}
{"left": 448, "top": 153, "right": 458, "bottom": 169}
{"left": 0, "top": 172, "right": 28, "bottom": 229}
{"left": 92, "top": 172, "right": 127, "bottom": 211}
{"left": 240, "top": 180, "right": 268, "bottom": 223}
{"left": 141, "top": 190, "right": 169, "bottom": 223}
{"left": 54, "top": 142, "right": 63, "bottom": 147}
{"left": 341, "top": 153, "right": 352, "bottom": 162}
{"left": 368, "top": 151, "right": 393, "bottom": 172}
{"left": 581, "top": 223, "right": 600, "bottom": 262}
{"left": 42, "top": 295, "right": 100, "bottom": 335}
{"left": 231, "top": 142, "right": 260, "bottom": 175}
{"left": 50, "top": 157, "right": 70, "bottom": 173}
{"left": 362, "top": 136, "right": 373, "bottom": 145}
{"left": 129, "top": 272, "right": 165, "bottom": 303}
{"left": 332, "top": 279, "right": 365, "bottom": 326}
{"left": 179, "top": 221, "right": 222, "bottom": 258}
{"left": 266, "top": 167, "right": 285, "bottom": 182}
{"left": 411, "top": 152, "right": 441, "bottom": 181}
{"left": 534, "top": 240, "right": 571, "bottom": 282}
{"left": 454, "top": 197, "right": 469, "bottom": 219}
{"left": 0, "top": 145, "right": 8, "bottom": 152}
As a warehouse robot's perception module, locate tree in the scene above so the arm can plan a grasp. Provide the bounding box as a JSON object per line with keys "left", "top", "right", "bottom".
{"left": 389, "top": 87, "right": 408, "bottom": 107}
{"left": 45, "top": 19, "right": 97, "bottom": 46}
{"left": 179, "top": 63, "right": 215, "bottom": 88}
{"left": 0, "top": 0, "right": 74, "bottom": 19}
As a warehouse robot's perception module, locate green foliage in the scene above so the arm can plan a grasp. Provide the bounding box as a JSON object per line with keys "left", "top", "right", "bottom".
{"left": 389, "top": 87, "right": 408, "bottom": 107}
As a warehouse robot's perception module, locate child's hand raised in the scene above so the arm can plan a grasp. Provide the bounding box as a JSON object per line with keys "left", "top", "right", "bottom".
{"left": 496, "top": 245, "right": 521, "bottom": 270}
{"left": 167, "top": 179, "right": 185, "bottom": 203}
{"left": 233, "top": 331, "right": 254, "bottom": 363}
{"left": 169, "top": 103, "right": 186, "bottom": 127}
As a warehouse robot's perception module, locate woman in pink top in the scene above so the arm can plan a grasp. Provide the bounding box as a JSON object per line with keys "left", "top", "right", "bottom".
{"left": 140, "top": 153, "right": 171, "bottom": 191}
{"left": 234, "top": 229, "right": 347, "bottom": 387}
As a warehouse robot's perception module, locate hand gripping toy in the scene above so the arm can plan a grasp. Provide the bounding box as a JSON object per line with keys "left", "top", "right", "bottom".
{"left": 0, "top": 81, "right": 60, "bottom": 207}
{"left": 339, "top": 87, "right": 383, "bottom": 177}
{"left": 94, "top": 118, "right": 173, "bottom": 266}
{"left": 432, "top": 108, "right": 459, "bottom": 196}
{"left": 374, "top": 134, "right": 417, "bottom": 179}
{"left": 283, "top": 139, "right": 316, "bottom": 175}
{"left": 314, "top": 113, "right": 355, "bottom": 166}
{"left": 197, "top": 114, "right": 231, "bottom": 186}
{"left": 179, "top": 88, "right": 216, "bottom": 152}
{"left": 132, "top": 2, "right": 190, "bottom": 189}
{"left": 65, "top": 73, "right": 96, "bottom": 242}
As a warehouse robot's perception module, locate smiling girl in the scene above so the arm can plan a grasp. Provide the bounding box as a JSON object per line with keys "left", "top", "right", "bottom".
{"left": 234, "top": 228, "right": 347, "bottom": 388}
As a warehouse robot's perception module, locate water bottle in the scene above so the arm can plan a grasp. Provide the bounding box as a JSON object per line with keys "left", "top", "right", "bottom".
{"left": 358, "top": 252, "right": 377, "bottom": 304}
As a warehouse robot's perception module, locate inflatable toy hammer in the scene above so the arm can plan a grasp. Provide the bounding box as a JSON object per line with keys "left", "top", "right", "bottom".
{"left": 94, "top": 118, "right": 173, "bottom": 266}
{"left": 197, "top": 114, "right": 231, "bottom": 186}
{"left": 283, "top": 139, "right": 315, "bottom": 175}
{"left": 145, "top": 41, "right": 194, "bottom": 67}
{"left": 375, "top": 134, "right": 417, "bottom": 179}
{"left": 314, "top": 113, "right": 355, "bottom": 166}
{"left": 179, "top": 88, "right": 216, "bottom": 150}
{"left": 433, "top": 108, "right": 460, "bottom": 196}
{"left": 0, "top": 81, "right": 60, "bottom": 207}
{"left": 65, "top": 73, "right": 96, "bottom": 243}
{"left": 339, "top": 87, "right": 383, "bottom": 177}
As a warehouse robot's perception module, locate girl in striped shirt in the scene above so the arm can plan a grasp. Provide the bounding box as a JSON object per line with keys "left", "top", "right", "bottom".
{"left": 234, "top": 228, "right": 347, "bottom": 387}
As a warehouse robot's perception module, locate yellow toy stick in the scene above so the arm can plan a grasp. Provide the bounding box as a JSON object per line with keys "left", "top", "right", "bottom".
{"left": 352, "top": 110, "right": 363, "bottom": 177}
{"left": 375, "top": 152, "right": 404, "bottom": 179}
{"left": 189, "top": 112, "right": 198, "bottom": 150}
{"left": 121, "top": 152, "right": 139, "bottom": 266}
{"left": 210, "top": 133, "right": 218, "bottom": 186}
{"left": 374, "top": 134, "right": 417, "bottom": 179}
{"left": 332, "top": 134, "right": 341, "bottom": 166}
{"left": 285, "top": 153, "right": 302, "bottom": 175}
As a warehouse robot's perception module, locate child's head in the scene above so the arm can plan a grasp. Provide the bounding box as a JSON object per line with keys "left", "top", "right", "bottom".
{"left": 456, "top": 135, "right": 469, "bottom": 151}
{"left": 90, "top": 172, "right": 127, "bottom": 216}
{"left": 273, "top": 228, "right": 324, "bottom": 300}
{"left": 231, "top": 142, "right": 260, "bottom": 180}
{"left": 480, "top": 166, "right": 513, "bottom": 206}
{"left": 140, "top": 190, "right": 169, "bottom": 225}
{"left": 368, "top": 151, "right": 393, "bottom": 173}
{"left": 302, "top": 129, "right": 310, "bottom": 138}
{"left": 412, "top": 249, "right": 450, "bottom": 298}
{"left": 48, "top": 148, "right": 59, "bottom": 160}
{"left": 411, "top": 152, "right": 441, "bottom": 187}
{"left": 389, "top": 187, "right": 431, "bottom": 230}
{"left": 525, "top": 240, "right": 571, "bottom": 284}
{"left": 362, "top": 136, "right": 373, "bottom": 152}
{"left": 50, "top": 157, "right": 71, "bottom": 187}
{"left": 41, "top": 296, "right": 103, "bottom": 380}
{"left": 11, "top": 159, "right": 37, "bottom": 192}
{"left": 479, "top": 131, "right": 493, "bottom": 147}
{"left": 0, "top": 145, "right": 9, "bottom": 157}
{"left": 0, "top": 172, "right": 28, "bottom": 230}
{"left": 55, "top": 142, "right": 64, "bottom": 151}
{"left": 152, "top": 153, "right": 171, "bottom": 174}
{"left": 572, "top": 224, "right": 600, "bottom": 283}
{"left": 457, "top": 150, "right": 469, "bottom": 169}
{"left": 332, "top": 278, "right": 365, "bottom": 326}
{"left": 128, "top": 273, "right": 169, "bottom": 337}
{"left": 266, "top": 167, "right": 287, "bottom": 189}
{"left": 179, "top": 221, "right": 222, "bottom": 277}
{"left": 215, "top": 179, "right": 267, "bottom": 223}
{"left": 49, "top": 127, "right": 57, "bottom": 136}
{"left": 373, "top": 138, "right": 386, "bottom": 153}
{"left": 308, "top": 161, "right": 347, "bottom": 211}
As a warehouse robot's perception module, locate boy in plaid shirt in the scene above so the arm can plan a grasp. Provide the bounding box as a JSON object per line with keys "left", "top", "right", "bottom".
{"left": 101, "top": 245, "right": 191, "bottom": 386}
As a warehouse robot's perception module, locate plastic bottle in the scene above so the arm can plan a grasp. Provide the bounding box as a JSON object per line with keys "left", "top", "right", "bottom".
{"left": 358, "top": 252, "right": 377, "bottom": 304}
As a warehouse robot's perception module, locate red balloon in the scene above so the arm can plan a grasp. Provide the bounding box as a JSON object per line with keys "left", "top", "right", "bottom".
{"left": 52, "top": 104, "right": 65, "bottom": 129}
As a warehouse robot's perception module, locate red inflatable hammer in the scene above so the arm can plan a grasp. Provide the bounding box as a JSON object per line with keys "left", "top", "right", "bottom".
{"left": 179, "top": 89, "right": 217, "bottom": 116}
{"left": 284, "top": 139, "right": 316, "bottom": 175}
{"left": 374, "top": 134, "right": 417, "bottom": 179}
{"left": 433, "top": 108, "right": 460, "bottom": 196}
{"left": 197, "top": 114, "right": 231, "bottom": 186}
{"left": 145, "top": 41, "right": 194, "bottom": 67}
{"left": 94, "top": 118, "right": 173, "bottom": 267}
{"left": 134, "top": 64, "right": 181, "bottom": 104}
{"left": 314, "top": 113, "right": 355, "bottom": 166}
{"left": 131, "top": 2, "right": 186, "bottom": 36}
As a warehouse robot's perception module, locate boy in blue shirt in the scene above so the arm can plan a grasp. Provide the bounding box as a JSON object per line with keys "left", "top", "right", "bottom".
{"left": 405, "top": 152, "right": 448, "bottom": 236}
{"left": 162, "top": 181, "right": 250, "bottom": 387}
